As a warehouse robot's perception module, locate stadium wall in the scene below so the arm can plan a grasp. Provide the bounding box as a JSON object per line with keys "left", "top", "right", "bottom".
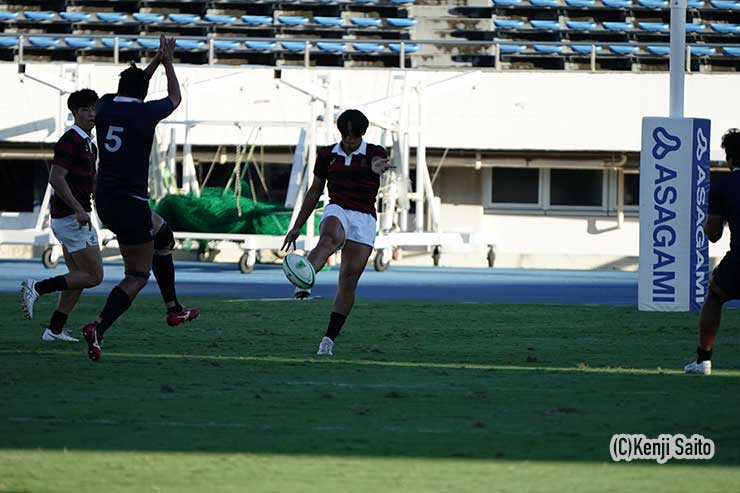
{"left": 2, "top": 63, "right": 740, "bottom": 159}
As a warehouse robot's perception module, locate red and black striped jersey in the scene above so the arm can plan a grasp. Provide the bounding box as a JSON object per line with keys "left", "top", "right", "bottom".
{"left": 50, "top": 126, "right": 97, "bottom": 219}
{"left": 313, "top": 141, "right": 388, "bottom": 218}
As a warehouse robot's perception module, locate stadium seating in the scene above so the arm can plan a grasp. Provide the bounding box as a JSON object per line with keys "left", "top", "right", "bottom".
{"left": 0, "top": 0, "right": 738, "bottom": 70}
{"left": 170, "top": 14, "right": 202, "bottom": 25}
{"left": 246, "top": 41, "right": 276, "bottom": 51}
{"left": 64, "top": 37, "right": 95, "bottom": 49}
{"left": 101, "top": 38, "right": 134, "bottom": 49}
{"left": 353, "top": 42, "right": 385, "bottom": 52}
{"left": 530, "top": 20, "right": 561, "bottom": 31}
{"left": 0, "top": 36, "right": 19, "bottom": 47}
{"left": 281, "top": 41, "right": 309, "bottom": 52}
{"left": 317, "top": 42, "right": 347, "bottom": 52}
{"left": 711, "top": 23, "right": 740, "bottom": 33}
{"left": 213, "top": 40, "right": 241, "bottom": 50}
{"left": 567, "top": 21, "right": 598, "bottom": 31}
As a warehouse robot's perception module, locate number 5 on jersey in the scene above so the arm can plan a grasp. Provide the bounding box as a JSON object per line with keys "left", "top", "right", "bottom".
{"left": 104, "top": 126, "right": 124, "bottom": 152}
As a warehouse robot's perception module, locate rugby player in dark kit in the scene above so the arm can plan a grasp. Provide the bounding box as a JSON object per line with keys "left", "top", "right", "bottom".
{"left": 685, "top": 128, "right": 740, "bottom": 375}
{"left": 282, "top": 109, "right": 392, "bottom": 356}
{"left": 21, "top": 89, "right": 103, "bottom": 342}
{"left": 83, "top": 35, "right": 198, "bottom": 362}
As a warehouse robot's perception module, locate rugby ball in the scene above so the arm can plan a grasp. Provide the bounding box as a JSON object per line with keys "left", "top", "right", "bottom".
{"left": 282, "top": 253, "right": 316, "bottom": 290}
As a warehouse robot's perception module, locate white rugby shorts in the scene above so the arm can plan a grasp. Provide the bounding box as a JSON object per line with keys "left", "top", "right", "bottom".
{"left": 50, "top": 215, "right": 99, "bottom": 253}
{"left": 320, "top": 204, "right": 376, "bottom": 248}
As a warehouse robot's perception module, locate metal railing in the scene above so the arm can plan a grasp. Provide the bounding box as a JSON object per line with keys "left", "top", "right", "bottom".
{"left": 7, "top": 33, "right": 740, "bottom": 71}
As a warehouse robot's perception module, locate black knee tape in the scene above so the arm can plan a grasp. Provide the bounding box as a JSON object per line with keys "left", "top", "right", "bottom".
{"left": 125, "top": 270, "right": 151, "bottom": 280}
{"left": 154, "top": 222, "right": 175, "bottom": 251}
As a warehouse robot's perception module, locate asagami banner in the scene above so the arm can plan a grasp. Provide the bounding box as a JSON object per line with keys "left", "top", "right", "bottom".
{"left": 639, "top": 117, "right": 711, "bottom": 312}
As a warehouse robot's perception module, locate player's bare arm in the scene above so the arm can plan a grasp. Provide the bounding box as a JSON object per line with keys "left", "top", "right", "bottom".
{"left": 282, "top": 176, "right": 326, "bottom": 251}
{"left": 48, "top": 165, "right": 91, "bottom": 229}
{"left": 159, "top": 36, "right": 182, "bottom": 108}
{"left": 142, "top": 51, "right": 161, "bottom": 80}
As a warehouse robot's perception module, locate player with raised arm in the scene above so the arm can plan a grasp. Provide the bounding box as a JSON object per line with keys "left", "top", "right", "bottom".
{"left": 282, "top": 109, "right": 392, "bottom": 356}
{"left": 82, "top": 36, "right": 197, "bottom": 362}
{"left": 20, "top": 90, "right": 103, "bottom": 341}
{"left": 685, "top": 129, "right": 740, "bottom": 375}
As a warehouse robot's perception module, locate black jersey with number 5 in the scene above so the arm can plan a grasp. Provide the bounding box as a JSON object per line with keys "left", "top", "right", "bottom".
{"left": 95, "top": 94, "right": 175, "bottom": 198}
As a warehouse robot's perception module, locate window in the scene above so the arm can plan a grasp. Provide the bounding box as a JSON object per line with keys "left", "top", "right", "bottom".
{"left": 484, "top": 166, "right": 621, "bottom": 214}
{"left": 623, "top": 173, "right": 639, "bottom": 206}
{"left": 549, "top": 169, "right": 604, "bottom": 207}
{"left": 491, "top": 168, "right": 539, "bottom": 204}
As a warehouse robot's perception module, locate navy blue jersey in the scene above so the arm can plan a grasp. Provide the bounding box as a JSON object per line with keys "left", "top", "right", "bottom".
{"left": 95, "top": 94, "right": 174, "bottom": 197}
{"left": 708, "top": 169, "right": 740, "bottom": 255}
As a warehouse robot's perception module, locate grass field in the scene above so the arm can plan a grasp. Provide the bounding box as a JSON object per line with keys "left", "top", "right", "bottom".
{"left": 2, "top": 293, "right": 740, "bottom": 492}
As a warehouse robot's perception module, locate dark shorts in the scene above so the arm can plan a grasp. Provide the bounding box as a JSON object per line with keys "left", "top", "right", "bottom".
{"left": 96, "top": 192, "right": 153, "bottom": 246}
{"left": 712, "top": 254, "right": 740, "bottom": 300}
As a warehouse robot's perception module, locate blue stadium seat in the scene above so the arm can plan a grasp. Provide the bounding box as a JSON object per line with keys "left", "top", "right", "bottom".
{"left": 350, "top": 18, "right": 383, "bottom": 27}
{"left": 317, "top": 42, "right": 347, "bottom": 52}
{"left": 170, "top": 14, "right": 202, "bottom": 25}
{"left": 646, "top": 45, "right": 670, "bottom": 56}
{"left": 498, "top": 44, "right": 527, "bottom": 54}
{"left": 60, "top": 12, "right": 91, "bottom": 22}
{"left": 565, "top": 0, "right": 596, "bottom": 6}
{"left": 133, "top": 13, "right": 164, "bottom": 24}
{"left": 603, "top": 21, "right": 634, "bottom": 31}
{"left": 602, "top": 0, "right": 632, "bottom": 7}
{"left": 0, "top": 12, "right": 19, "bottom": 21}
{"left": 723, "top": 46, "right": 740, "bottom": 55}
{"left": 533, "top": 44, "right": 565, "bottom": 53}
{"left": 387, "top": 18, "right": 417, "bottom": 28}
{"left": 685, "top": 23, "right": 706, "bottom": 33}
{"left": 530, "top": 0, "right": 560, "bottom": 6}
{"left": 352, "top": 0, "right": 377, "bottom": 3}
{"left": 389, "top": 43, "right": 419, "bottom": 53}
{"left": 711, "top": 0, "right": 740, "bottom": 9}
{"left": 241, "top": 16, "right": 272, "bottom": 25}
{"left": 281, "top": 41, "right": 309, "bottom": 51}
{"left": 530, "top": 20, "right": 560, "bottom": 30}
{"left": 314, "top": 17, "right": 344, "bottom": 26}
{"left": 204, "top": 14, "right": 237, "bottom": 25}
{"left": 176, "top": 39, "right": 205, "bottom": 50}
{"left": 24, "top": 11, "right": 55, "bottom": 22}
{"left": 0, "top": 36, "right": 19, "bottom": 47}
{"left": 353, "top": 42, "right": 385, "bottom": 52}
{"left": 637, "top": 0, "right": 668, "bottom": 7}
{"left": 96, "top": 13, "right": 129, "bottom": 23}
{"left": 608, "top": 45, "right": 640, "bottom": 55}
{"left": 688, "top": 0, "right": 704, "bottom": 7}
{"left": 213, "top": 39, "right": 241, "bottom": 50}
{"left": 493, "top": 0, "right": 524, "bottom": 5}
{"left": 494, "top": 19, "right": 525, "bottom": 29}
{"left": 690, "top": 46, "right": 715, "bottom": 56}
{"left": 279, "top": 16, "right": 309, "bottom": 26}
{"left": 391, "top": 0, "right": 416, "bottom": 4}
{"left": 245, "top": 41, "right": 276, "bottom": 50}
{"left": 64, "top": 37, "right": 95, "bottom": 49}
{"left": 711, "top": 23, "right": 740, "bottom": 33}
{"left": 101, "top": 38, "right": 134, "bottom": 49}
{"left": 570, "top": 44, "right": 602, "bottom": 54}
{"left": 28, "top": 37, "right": 59, "bottom": 48}
{"left": 137, "top": 38, "right": 160, "bottom": 50}
{"left": 567, "top": 21, "right": 597, "bottom": 30}
{"left": 638, "top": 22, "right": 669, "bottom": 32}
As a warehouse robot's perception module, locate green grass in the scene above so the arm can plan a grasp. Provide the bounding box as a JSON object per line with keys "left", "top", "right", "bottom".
{"left": 2, "top": 294, "right": 740, "bottom": 492}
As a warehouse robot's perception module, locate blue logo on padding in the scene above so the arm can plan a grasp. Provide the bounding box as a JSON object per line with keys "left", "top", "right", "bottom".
{"left": 652, "top": 127, "right": 681, "bottom": 160}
